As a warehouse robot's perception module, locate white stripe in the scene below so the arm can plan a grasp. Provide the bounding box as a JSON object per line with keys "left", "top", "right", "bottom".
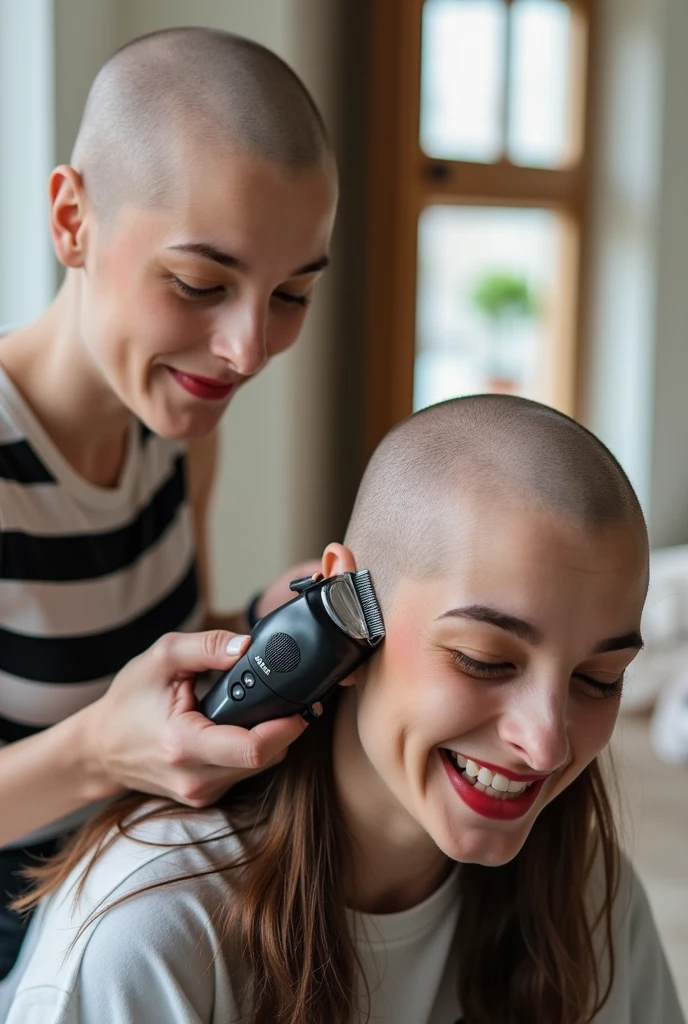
{"left": 0, "top": 507, "right": 195, "bottom": 636}
{"left": 0, "top": 671, "right": 112, "bottom": 726}
{"left": 0, "top": 598, "right": 204, "bottom": 729}
{"left": 0, "top": 439, "right": 181, "bottom": 535}
{"left": 0, "top": 418, "right": 25, "bottom": 445}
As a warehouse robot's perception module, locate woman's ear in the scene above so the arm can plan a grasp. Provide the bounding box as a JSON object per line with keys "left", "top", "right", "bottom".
{"left": 48, "top": 165, "right": 89, "bottom": 268}
{"left": 321, "top": 542, "right": 356, "bottom": 579}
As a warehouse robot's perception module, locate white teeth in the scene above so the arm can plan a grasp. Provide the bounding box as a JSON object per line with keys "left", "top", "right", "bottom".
{"left": 446, "top": 750, "right": 533, "bottom": 799}
{"left": 491, "top": 773, "right": 510, "bottom": 792}
{"left": 507, "top": 779, "right": 527, "bottom": 794}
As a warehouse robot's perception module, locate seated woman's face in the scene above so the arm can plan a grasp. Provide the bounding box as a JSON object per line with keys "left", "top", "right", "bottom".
{"left": 346, "top": 501, "right": 648, "bottom": 867}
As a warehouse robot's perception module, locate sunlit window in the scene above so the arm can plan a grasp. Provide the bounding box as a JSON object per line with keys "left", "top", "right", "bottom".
{"left": 420, "top": 0, "right": 579, "bottom": 168}
{"left": 414, "top": 206, "right": 560, "bottom": 410}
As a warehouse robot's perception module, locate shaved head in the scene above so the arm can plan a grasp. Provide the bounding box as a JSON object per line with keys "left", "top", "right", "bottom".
{"left": 71, "top": 28, "right": 333, "bottom": 218}
{"left": 346, "top": 396, "right": 647, "bottom": 606}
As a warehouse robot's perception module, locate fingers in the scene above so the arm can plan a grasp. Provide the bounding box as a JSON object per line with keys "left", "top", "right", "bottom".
{"left": 190, "top": 713, "right": 310, "bottom": 771}
{"left": 152, "top": 630, "right": 251, "bottom": 679}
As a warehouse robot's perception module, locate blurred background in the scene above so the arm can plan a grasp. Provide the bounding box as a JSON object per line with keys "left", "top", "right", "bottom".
{"left": 0, "top": 0, "right": 686, "bottom": 1007}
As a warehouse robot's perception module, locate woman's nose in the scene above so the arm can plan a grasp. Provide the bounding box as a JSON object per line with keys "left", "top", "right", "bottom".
{"left": 497, "top": 680, "right": 570, "bottom": 773}
{"left": 210, "top": 307, "right": 268, "bottom": 377}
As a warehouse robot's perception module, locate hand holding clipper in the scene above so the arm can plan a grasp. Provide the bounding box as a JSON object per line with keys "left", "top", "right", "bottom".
{"left": 199, "top": 571, "right": 385, "bottom": 729}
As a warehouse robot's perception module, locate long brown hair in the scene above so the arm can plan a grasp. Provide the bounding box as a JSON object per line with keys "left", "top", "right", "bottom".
{"left": 17, "top": 694, "right": 620, "bottom": 1024}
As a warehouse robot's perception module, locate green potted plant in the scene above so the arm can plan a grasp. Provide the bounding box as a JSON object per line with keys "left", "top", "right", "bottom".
{"left": 469, "top": 272, "right": 537, "bottom": 393}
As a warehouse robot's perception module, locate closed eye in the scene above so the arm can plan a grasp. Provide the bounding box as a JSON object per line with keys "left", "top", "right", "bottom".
{"left": 575, "top": 672, "right": 625, "bottom": 699}
{"left": 171, "top": 276, "right": 224, "bottom": 299}
{"left": 272, "top": 289, "right": 310, "bottom": 308}
{"left": 451, "top": 651, "right": 625, "bottom": 698}
{"left": 451, "top": 651, "right": 513, "bottom": 678}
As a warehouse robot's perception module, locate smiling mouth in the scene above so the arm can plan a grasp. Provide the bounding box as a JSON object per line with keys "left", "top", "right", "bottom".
{"left": 443, "top": 750, "right": 539, "bottom": 801}
{"left": 166, "top": 367, "right": 236, "bottom": 401}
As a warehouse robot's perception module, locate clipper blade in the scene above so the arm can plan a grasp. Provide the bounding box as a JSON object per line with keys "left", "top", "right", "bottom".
{"left": 352, "top": 570, "right": 385, "bottom": 643}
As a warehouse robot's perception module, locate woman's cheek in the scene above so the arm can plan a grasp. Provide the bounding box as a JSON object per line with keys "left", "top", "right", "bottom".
{"left": 574, "top": 697, "right": 620, "bottom": 763}
{"left": 267, "top": 315, "right": 306, "bottom": 358}
{"left": 546, "top": 701, "right": 620, "bottom": 804}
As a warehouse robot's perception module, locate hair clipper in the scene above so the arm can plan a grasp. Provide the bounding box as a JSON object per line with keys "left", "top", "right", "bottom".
{"left": 199, "top": 570, "right": 385, "bottom": 729}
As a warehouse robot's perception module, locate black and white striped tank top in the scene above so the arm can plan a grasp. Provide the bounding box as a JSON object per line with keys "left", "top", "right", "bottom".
{"left": 0, "top": 362, "right": 204, "bottom": 838}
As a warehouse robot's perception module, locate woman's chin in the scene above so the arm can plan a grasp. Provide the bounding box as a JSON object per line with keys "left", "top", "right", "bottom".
{"left": 140, "top": 405, "right": 225, "bottom": 441}
{"left": 429, "top": 813, "right": 533, "bottom": 867}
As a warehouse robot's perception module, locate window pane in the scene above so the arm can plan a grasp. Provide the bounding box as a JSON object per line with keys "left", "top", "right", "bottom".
{"left": 414, "top": 206, "right": 561, "bottom": 412}
{"left": 420, "top": 0, "right": 507, "bottom": 162}
{"left": 508, "top": 0, "right": 574, "bottom": 167}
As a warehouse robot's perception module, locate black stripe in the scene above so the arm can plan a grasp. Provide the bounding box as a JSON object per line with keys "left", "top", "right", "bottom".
{"left": 0, "top": 560, "right": 200, "bottom": 683}
{"left": 0, "top": 716, "right": 42, "bottom": 743}
{"left": 0, "top": 455, "right": 186, "bottom": 582}
{"left": 0, "top": 441, "right": 55, "bottom": 484}
{"left": 139, "top": 420, "right": 154, "bottom": 445}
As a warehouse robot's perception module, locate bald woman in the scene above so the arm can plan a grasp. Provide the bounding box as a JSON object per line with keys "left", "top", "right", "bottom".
{"left": 0, "top": 27, "right": 337, "bottom": 975}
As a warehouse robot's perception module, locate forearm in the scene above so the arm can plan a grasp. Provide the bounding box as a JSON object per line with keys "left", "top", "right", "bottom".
{"left": 0, "top": 705, "right": 118, "bottom": 847}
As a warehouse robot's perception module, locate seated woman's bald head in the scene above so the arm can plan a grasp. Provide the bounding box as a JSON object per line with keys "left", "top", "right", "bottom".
{"left": 71, "top": 28, "right": 333, "bottom": 219}
{"left": 345, "top": 396, "right": 647, "bottom": 607}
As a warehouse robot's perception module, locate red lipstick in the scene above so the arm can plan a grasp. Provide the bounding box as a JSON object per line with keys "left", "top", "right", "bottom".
{"left": 167, "top": 367, "right": 236, "bottom": 401}
{"left": 440, "top": 750, "right": 546, "bottom": 821}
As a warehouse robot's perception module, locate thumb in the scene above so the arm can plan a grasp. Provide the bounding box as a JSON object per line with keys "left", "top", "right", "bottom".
{"left": 151, "top": 630, "right": 251, "bottom": 680}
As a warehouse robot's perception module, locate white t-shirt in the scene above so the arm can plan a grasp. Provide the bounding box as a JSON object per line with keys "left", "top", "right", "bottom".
{"left": 1, "top": 811, "right": 684, "bottom": 1024}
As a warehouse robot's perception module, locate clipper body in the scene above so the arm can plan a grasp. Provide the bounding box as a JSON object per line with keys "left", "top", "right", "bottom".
{"left": 199, "top": 571, "right": 384, "bottom": 729}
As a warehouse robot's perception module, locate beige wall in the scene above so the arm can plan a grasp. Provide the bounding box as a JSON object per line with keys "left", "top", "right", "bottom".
{"left": 0, "top": 0, "right": 55, "bottom": 325}
{"left": 647, "top": 0, "right": 688, "bottom": 546}
{"left": 584, "top": 0, "right": 688, "bottom": 546}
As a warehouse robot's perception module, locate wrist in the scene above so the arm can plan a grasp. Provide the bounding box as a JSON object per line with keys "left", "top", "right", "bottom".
{"left": 69, "top": 701, "right": 125, "bottom": 802}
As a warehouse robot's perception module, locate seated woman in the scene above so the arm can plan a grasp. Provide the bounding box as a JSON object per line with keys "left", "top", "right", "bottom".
{"left": 5, "top": 396, "right": 685, "bottom": 1024}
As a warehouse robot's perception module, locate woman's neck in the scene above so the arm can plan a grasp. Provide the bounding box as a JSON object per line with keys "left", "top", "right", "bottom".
{"left": 332, "top": 687, "right": 453, "bottom": 915}
{"left": 0, "top": 283, "right": 133, "bottom": 487}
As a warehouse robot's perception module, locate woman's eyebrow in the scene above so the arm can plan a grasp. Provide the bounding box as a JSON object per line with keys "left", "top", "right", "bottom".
{"left": 437, "top": 605, "right": 541, "bottom": 644}
{"left": 593, "top": 631, "right": 644, "bottom": 654}
{"left": 165, "top": 242, "right": 329, "bottom": 277}
{"left": 167, "top": 242, "right": 247, "bottom": 270}
{"left": 438, "top": 605, "right": 644, "bottom": 654}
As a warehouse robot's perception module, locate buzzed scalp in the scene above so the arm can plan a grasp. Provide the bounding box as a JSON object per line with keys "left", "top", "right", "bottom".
{"left": 346, "top": 396, "right": 646, "bottom": 607}
{"left": 71, "top": 27, "right": 332, "bottom": 217}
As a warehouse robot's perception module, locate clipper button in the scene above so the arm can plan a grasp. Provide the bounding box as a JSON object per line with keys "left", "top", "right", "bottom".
{"left": 241, "top": 671, "right": 256, "bottom": 688}
{"left": 230, "top": 683, "right": 245, "bottom": 702}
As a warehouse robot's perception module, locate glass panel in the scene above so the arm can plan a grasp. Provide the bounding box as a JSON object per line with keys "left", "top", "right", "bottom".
{"left": 508, "top": 0, "right": 574, "bottom": 167}
{"left": 414, "top": 206, "right": 560, "bottom": 412}
{"left": 420, "top": 0, "right": 507, "bottom": 163}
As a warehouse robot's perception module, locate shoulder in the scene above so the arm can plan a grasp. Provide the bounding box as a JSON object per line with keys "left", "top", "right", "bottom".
{"left": 6, "top": 808, "right": 244, "bottom": 1024}
{"left": 591, "top": 853, "right": 686, "bottom": 1023}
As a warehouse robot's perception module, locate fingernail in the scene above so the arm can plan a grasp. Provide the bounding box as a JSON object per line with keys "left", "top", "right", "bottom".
{"left": 311, "top": 702, "right": 324, "bottom": 717}
{"left": 226, "top": 635, "right": 249, "bottom": 655}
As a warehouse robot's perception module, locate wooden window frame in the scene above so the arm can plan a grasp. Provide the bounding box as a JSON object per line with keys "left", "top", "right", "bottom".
{"left": 364, "top": 0, "right": 597, "bottom": 458}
